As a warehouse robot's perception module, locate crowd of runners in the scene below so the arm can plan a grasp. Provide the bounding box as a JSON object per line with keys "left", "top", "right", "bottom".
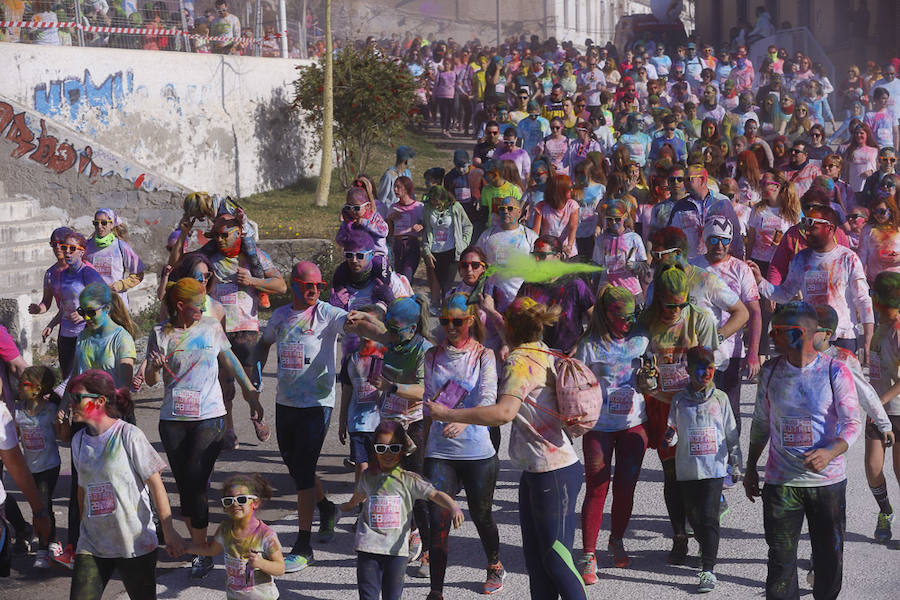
{"left": 1, "top": 23, "right": 900, "bottom": 600}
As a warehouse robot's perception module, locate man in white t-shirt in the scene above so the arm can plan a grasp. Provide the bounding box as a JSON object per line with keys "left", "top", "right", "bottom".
{"left": 475, "top": 195, "right": 538, "bottom": 311}
{"left": 211, "top": 0, "right": 240, "bottom": 54}
{"left": 690, "top": 217, "right": 761, "bottom": 441}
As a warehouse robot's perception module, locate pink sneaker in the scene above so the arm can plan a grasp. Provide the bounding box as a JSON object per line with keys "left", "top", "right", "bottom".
{"left": 53, "top": 543, "right": 75, "bottom": 570}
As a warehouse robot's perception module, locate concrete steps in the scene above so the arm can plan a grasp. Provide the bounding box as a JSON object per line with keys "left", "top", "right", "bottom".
{"left": 0, "top": 261, "right": 49, "bottom": 294}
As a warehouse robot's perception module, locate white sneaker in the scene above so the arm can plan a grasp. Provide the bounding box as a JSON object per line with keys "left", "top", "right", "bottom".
{"left": 33, "top": 549, "right": 51, "bottom": 569}
{"left": 48, "top": 541, "right": 63, "bottom": 557}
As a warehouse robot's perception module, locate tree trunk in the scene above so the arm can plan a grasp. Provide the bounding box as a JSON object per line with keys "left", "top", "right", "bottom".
{"left": 313, "top": 0, "right": 333, "bottom": 207}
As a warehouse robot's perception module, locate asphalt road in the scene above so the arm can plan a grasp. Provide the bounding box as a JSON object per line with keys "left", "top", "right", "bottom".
{"left": 2, "top": 344, "right": 899, "bottom": 599}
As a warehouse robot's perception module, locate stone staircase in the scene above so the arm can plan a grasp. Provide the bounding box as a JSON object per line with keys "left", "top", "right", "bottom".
{"left": 0, "top": 181, "right": 157, "bottom": 361}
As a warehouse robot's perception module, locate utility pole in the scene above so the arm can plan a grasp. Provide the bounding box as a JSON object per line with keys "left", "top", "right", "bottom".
{"left": 496, "top": 0, "right": 500, "bottom": 48}
{"left": 314, "top": 0, "right": 333, "bottom": 207}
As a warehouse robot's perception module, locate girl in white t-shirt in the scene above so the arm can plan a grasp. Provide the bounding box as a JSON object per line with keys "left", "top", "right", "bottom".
{"left": 187, "top": 474, "right": 285, "bottom": 600}
{"left": 67, "top": 369, "right": 183, "bottom": 599}
{"left": 341, "top": 421, "right": 463, "bottom": 600}
{"left": 747, "top": 171, "right": 802, "bottom": 269}
{"left": 15, "top": 367, "right": 64, "bottom": 568}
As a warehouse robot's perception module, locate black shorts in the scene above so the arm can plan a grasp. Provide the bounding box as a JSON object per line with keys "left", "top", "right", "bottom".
{"left": 276, "top": 404, "right": 332, "bottom": 490}
{"left": 865, "top": 414, "right": 900, "bottom": 440}
{"left": 226, "top": 331, "right": 259, "bottom": 367}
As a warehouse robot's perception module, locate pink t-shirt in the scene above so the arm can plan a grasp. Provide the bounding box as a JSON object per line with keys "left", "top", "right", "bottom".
{"left": 0, "top": 325, "right": 20, "bottom": 413}
{"left": 536, "top": 199, "right": 580, "bottom": 258}
{"left": 388, "top": 201, "right": 424, "bottom": 238}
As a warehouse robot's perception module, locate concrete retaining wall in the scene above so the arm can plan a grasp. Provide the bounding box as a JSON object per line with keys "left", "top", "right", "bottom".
{"left": 0, "top": 43, "right": 319, "bottom": 197}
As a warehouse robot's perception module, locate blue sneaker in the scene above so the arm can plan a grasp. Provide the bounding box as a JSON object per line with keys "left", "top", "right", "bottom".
{"left": 723, "top": 466, "right": 735, "bottom": 489}
{"left": 719, "top": 494, "right": 730, "bottom": 520}
{"left": 284, "top": 552, "right": 314, "bottom": 573}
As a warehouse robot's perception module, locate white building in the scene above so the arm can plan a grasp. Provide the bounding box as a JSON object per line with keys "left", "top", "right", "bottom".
{"left": 332, "top": 0, "right": 694, "bottom": 48}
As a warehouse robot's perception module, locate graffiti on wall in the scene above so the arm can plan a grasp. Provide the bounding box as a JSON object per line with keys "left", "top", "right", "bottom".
{"left": 0, "top": 101, "right": 102, "bottom": 178}
{"left": 33, "top": 69, "right": 134, "bottom": 126}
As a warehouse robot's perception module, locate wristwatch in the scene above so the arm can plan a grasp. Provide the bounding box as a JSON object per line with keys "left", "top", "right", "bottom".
{"left": 717, "top": 333, "right": 725, "bottom": 343}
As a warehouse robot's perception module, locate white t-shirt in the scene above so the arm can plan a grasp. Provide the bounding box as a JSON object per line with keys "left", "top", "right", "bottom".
{"left": 748, "top": 205, "right": 795, "bottom": 263}
{"left": 759, "top": 245, "right": 874, "bottom": 340}
{"left": 72, "top": 420, "right": 167, "bottom": 558}
{"left": 0, "top": 402, "right": 18, "bottom": 505}
{"left": 146, "top": 317, "right": 231, "bottom": 421}
{"left": 669, "top": 387, "right": 741, "bottom": 480}
{"left": 691, "top": 255, "right": 759, "bottom": 362}
{"left": 210, "top": 249, "right": 277, "bottom": 333}
{"left": 15, "top": 404, "right": 61, "bottom": 473}
{"left": 428, "top": 208, "right": 456, "bottom": 254}
{"left": 592, "top": 231, "right": 647, "bottom": 297}
{"left": 262, "top": 301, "right": 347, "bottom": 409}
{"left": 476, "top": 225, "right": 538, "bottom": 309}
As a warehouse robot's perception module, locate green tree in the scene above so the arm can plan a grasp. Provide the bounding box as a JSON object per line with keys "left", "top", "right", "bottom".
{"left": 293, "top": 45, "right": 418, "bottom": 190}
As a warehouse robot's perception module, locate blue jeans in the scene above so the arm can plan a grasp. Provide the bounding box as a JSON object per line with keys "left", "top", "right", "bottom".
{"left": 519, "top": 462, "right": 586, "bottom": 600}
{"left": 356, "top": 551, "right": 406, "bottom": 600}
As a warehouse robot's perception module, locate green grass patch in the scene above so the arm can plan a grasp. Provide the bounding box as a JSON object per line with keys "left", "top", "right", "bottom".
{"left": 242, "top": 129, "right": 454, "bottom": 240}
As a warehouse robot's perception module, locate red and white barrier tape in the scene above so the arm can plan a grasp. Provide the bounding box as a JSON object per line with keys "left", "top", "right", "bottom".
{"left": 0, "top": 20, "right": 285, "bottom": 45}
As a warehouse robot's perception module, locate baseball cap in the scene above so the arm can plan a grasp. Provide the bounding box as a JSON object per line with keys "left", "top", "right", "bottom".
{"left": 396, "top": 145, "right": 415, "bottom": 162}
{"left": 702, "top": 215, "right": 733, "bottom": 241}
{"left": 453, "top": 149, "right": 469, "bottom": 168}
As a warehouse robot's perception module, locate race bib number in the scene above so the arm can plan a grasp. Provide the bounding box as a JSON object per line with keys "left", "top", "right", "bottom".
{"left": 435, "top": 228, "right": 450, "bottom": 244}
{"left": 382, "top": 394, "right": 408, "bottom": 416}
{"left": 87, "top": 482, "right": 116, "bottom": 517}
{"left": 607, "top": 388, "right": 634, "bottom": 415}
{"left": 455, "top": 187, "right": 472, "bottom": 202}
{"left": 279, "top": 342, "right": 306, "bottom": 371}
{"left": 804, "top": 271, "right": 829, "bottom": 299}
{"left": 172, "top": 389, "right": 202, "bottom": 418}
{"left": 689, "top": 427, "right": 718, "bottom": 455}
{"left": 495, "top": 82, "right": 505, "bottom": 93}
{"left": 92, "top": 256, "right": 113, "bottom": 278}
{"left": 369, "top": 495, "right": 403, "bottom": 529}
{"left": 357, "top": 383, "right": 380, "bottom": 406}
{"left": 869, "top": 360, "right": 882, "bottom": 382}
{"left": 782, "top": 417, "right": 814, "bottom": 447}
{"left": 659, "top": 362, "right": 690, "bottom": 392}
{"left": 217, "top": 282, "right": 239, "bottom": 305}
{"left": 225, "top": 555, "right": 253, "bottom": 591}
{"left": 21, "top": 427, "right": 45, "bottom": 451}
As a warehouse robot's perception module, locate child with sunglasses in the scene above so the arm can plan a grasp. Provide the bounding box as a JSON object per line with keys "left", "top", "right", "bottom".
{"left": 592, "top": 200, "right": 648, "bottom": 301}
{"left": 664, "top": 346, "right": 741, "bottom": 593}
{"left": 334, "top": 187, "right": 392, "bottom": 292}
{"left": 341, "top": 420, "right": 463, "bottom": 600}
{"left": 186, "top": 473, "right": 284, "bottom": 600}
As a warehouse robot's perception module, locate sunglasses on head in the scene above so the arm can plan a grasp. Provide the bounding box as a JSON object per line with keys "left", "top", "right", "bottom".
{"left": 651, "top": 247, "right": 680, "bottom": 260}
{"left": 459, "top": 260, "right": 485, "bottom": 270}
{"left": 373, "top": 443, "right": 403, "bottom": 454}
{"left": 92, "top": 220, "right": 113, "bottom": 227}
{"left": 292, "top": 278, "right": 327, "bottom": 291}
{"left": 344, "top": 250, "right": 373, "bottom": 260}
{"left": 76, "top": 304, "right": 107, "bottom": 319}
{"left": 221, "top": 494, "right": 258, "bottom": 507}
{"left": 439, "top": 316, "right": 471, "bottom": 327}
{"left": 59, "top": 244, "right": 83, "bottom": 253}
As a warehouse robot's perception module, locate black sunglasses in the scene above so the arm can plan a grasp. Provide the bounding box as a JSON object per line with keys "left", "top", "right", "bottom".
{"left": 664, "top": 302, "right": 689, "bottom": 310}
{"left": 344, "top": 251, "right": 373, "bottom": 260}
{"left": 76, "top": 305, "right": 107, "bottom": 318}
{"left": 532, "top": 251, "right": 556, "bottom": 258}
{"left": 668, "top": 176, "right": 685, "bottom": 183}
{"left": 497, "top": 205, "right": 518, "bottom": 213}
{"left": 439, "top": 317, "right": 470, "bottom": 327}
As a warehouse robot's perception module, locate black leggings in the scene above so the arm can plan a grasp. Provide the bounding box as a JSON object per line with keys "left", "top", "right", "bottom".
{"left": 58, "top": 335, "right": 78, "bottom": 379}
{"left": 70, "top": 549, "right": 157, "bottom": 600}
{"left": 68, "top": 422, "right": 87, "bottom": 547}
{"left": 681, "top": 477, "right": 724, "bottom": 571}
{"left": 425, "top": 456, "right": 501, "bottom": 592}
{"left": 662, "top": 459, "right": 687, "bottom": 537}
{"left": 158, "top": 417, "right": 225, "bottom": 530}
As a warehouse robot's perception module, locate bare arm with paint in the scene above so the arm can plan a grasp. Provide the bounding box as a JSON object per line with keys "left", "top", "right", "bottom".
{"left": 147, "top": 471, "right": 185, "bottom": 557}
{"left": 236, "top": 265, "right": 286, "bottom": 295}
{"left": 426, "top": 393, "right": 522, "bottom": 427}
{"left": 218, "top": 349, "right": 264, "bottom": 420}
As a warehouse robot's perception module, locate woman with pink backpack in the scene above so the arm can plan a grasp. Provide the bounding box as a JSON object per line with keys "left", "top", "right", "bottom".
{"left": 426, "top": 296, "right": 588, "bottom": 600}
